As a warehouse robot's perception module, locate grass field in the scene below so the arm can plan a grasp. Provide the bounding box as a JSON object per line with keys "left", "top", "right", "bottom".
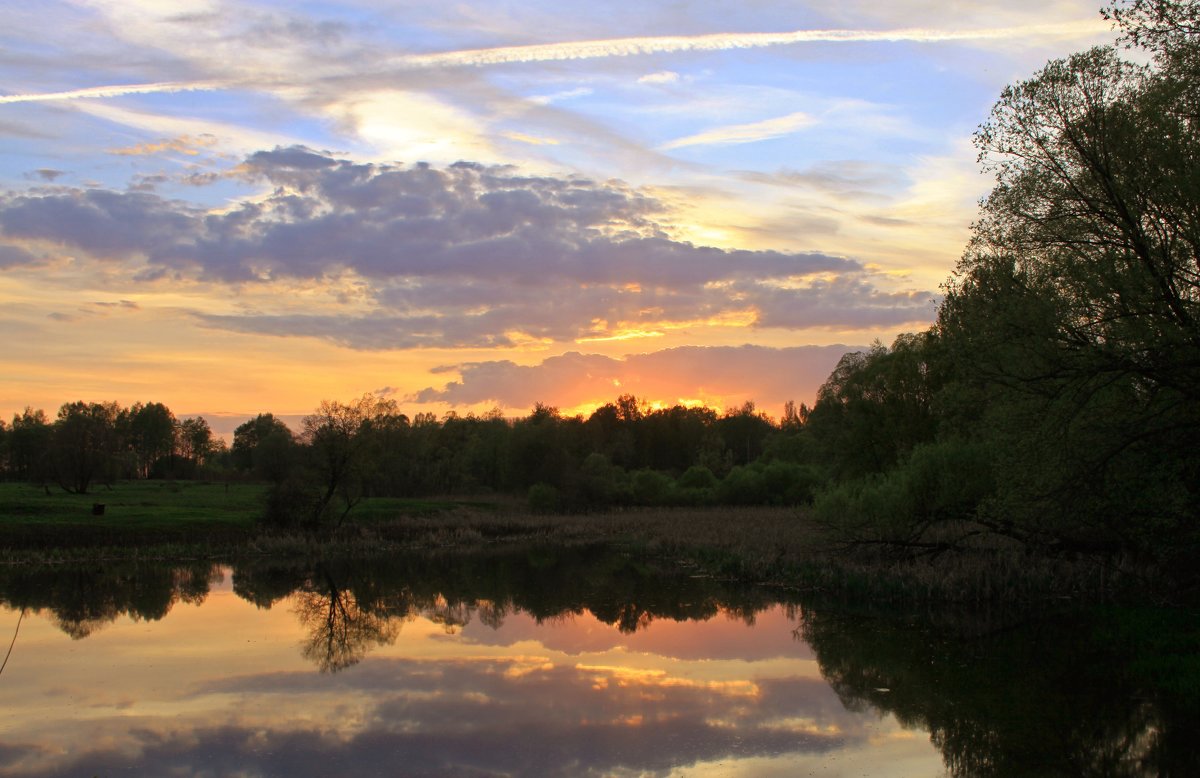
{"left": 0, "top": 481, "right": 516, "bottom": 552}
{"left": 0, "top": 480, "right": 265, "bottom": 528}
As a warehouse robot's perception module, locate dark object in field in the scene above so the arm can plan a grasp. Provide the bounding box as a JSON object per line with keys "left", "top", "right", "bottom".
{"left": 91, "top": 504, "right": 105, "bottom": 516}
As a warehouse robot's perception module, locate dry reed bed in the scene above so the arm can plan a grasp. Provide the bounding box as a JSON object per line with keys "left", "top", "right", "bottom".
{"left": 0, "top": 504, "right": 1127, "bottom": 604}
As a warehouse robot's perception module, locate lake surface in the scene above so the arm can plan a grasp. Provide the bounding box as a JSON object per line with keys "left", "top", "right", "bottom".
{"left": 0, "top": 546, "right": 1194, "bottom": 777}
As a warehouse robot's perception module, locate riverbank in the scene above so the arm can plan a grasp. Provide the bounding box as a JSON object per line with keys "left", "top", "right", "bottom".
{"left": 0, "top": 480, "right": 1142, "bottom": 605}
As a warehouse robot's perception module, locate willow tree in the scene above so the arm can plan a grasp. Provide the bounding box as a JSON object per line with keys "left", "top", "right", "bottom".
{"left": 939, "top": 5, "right": 1200, "bottom": 558}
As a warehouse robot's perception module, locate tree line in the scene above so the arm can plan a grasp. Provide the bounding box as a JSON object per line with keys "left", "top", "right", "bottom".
{"left": 1, "top": 401, "right": 223, "bottom": 494}
{"left": 0, "top": 393, "right": 820, "bottom": 516}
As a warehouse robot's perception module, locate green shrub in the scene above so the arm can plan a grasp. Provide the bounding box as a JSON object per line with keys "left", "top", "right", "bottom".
{"left": 758, "top": 460, "right": 824, "bottom": 505}
{"left": 527, "top": 482, "right": 562, "bottom": 514}
{"left": 716, "top": 465, "right": 767, "bottom": 505}
{"left": 677, "top": 465, "right": 718, "bottom": 491}
{"left": 632, "top": 469, "right": 673, "bottom": 505}
{"left": 577, "top": 453, "right": 632, "bottom": 507}
{"left": 813, "top": 438, "right": 995, "bottom": 540}
{"left": 262, "top": 476, "right": 323, "bottom": 528}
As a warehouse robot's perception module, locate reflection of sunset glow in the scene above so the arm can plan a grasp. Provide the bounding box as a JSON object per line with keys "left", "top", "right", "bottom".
{"left": 764, "top": 717, "right": 845, "bottom": 736}
{"left": 502, "top": 659, "right": 555, "bottom": 678}
{"left": 576, "top": 664, "right": 761, "bottom": 697}
{"left": 0, "top": 590, "right": 943, "bottom": 777}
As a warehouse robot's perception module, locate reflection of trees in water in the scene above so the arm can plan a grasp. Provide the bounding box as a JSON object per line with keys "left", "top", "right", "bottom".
{"left": 0, "top": 562, "right": 224, "bottom": 639}
{"left": 2, "top": 545, "right": 1195, "bottom": 773}
{"left": 293, "top": 567, "right": 401, "bottom": 673}
{"left": 796, "top": 604, "right": 1199, "bottom": 777}
{"left": 226, "top": 545, "right": 787, "bottom": 669}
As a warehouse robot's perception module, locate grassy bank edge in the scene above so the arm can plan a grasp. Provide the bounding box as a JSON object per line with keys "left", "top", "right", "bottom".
{"left": 0, "top": 492, "right": 1130, "bottom": 606}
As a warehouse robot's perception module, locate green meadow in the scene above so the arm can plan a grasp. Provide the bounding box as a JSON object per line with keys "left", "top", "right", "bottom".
{"left": 0, "top": 481, "right": 509, "bottom": 554}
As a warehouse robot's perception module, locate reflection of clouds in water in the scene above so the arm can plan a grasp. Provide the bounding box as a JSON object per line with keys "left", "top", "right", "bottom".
{"left": 0, "top": 559, "right": 947, "bottom": 776}
{"left": 7, "top": 657, "right": 866, "bottom": 778}
{"left": 461, "top": 605, "right": 816, "bottom": 663}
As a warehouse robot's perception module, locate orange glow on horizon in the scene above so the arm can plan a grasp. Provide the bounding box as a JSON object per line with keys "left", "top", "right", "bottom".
{"left": 555, "top": 394, "right": 725, "bottom": 419}
{"left": 575, "top": 329, "right": 666, "bottom": 343}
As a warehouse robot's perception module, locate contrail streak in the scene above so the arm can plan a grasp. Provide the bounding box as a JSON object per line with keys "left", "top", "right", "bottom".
{"left": 0, "top": 81, "right": 221, "bottom": 105}
{"left": 391, "top": 20, "right": 1110, "bottom": 69}
{"left": 0, "top": 20, "right": 1109, "bottom": 104}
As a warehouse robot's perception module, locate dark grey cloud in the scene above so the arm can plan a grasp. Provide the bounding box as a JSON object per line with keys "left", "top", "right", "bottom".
{"left": 0, "top": 243, "right": 39, "bottom": 268}
{"left": 129, "top": 173, "right": 170, "bottom": 192}
{"left": 414, "top": 344, "right": 861, "bottom": 411}
{"left": 0, "top": 147, "right": 935, "bottom": 348}
{"left": 195, "top": 311, "right": 520, "bottom": 349}
{"left": 746, "top": 277, "right": 939, "bottom": 329}
{"left": 0, "top": 187, "right": 200, "bottom": 260}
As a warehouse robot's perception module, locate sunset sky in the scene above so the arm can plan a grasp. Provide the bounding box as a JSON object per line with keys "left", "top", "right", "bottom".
{"left": 0, "top": 0, "right": 1117, "bottom": 433}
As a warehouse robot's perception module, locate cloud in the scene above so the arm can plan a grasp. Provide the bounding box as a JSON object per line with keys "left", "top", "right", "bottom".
{"left": 747, "top": 277, "right": 938, "bottom": 329}
{"left": 413, "top": 345, "right": 863, "bottom": 412}
{"left": 0, "top": 244, "right": 39, "bottom": 268}
{"left": 638, "top": 71, "right": 681, "bottom": 84}
{"left": 384, "top": 21, "right": 1111, "bottom": 70}
{"left": 7, "top": 658, "right": 861, "bottom": 778}
{"left": 741, "top": 161, "right": 909, "bottom": 201}
{"left": 661, "top": 111, "right": 816, "bottom": 151}
{"left": 109, "top": 134, "right": 220, "bottom": 157}
{"left": 528, "top": 87, "right": 595, "bottom": 105}
{"left": 0, "top": 148, "right": 934, "bottom": 350}
{"left": 0, "top": 188, "right": 200, "bottom": 260}
{"left": 0, "top": 19, "right": 1112, "bottom": 113}
{"left": 0, "top": 81, "right": 221, "bottom": 105}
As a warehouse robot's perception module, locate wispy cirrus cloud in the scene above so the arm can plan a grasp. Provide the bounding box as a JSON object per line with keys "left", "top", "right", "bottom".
{"left": 661, "top": 111, "right": 815, "bottom": 151}
{"left": 109, "top": 134, "right": 220, "bottom": 157}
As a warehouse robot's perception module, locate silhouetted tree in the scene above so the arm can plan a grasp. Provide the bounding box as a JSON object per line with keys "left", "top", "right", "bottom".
{"left": 127, "top": 402, "right": 177, "bottom": 478}
{"left": 298, "top": 394, "right": 400, "bottom": 526}
{"left": 232, "top": 413, "right": 295, "bottom": 481}
{"left": 937, "top": 17, "right": 1200, "bottom": 559}
{"left": 716, "top": 401, "right": 775, "bottom": 466}
{"left": 178, "top": 416, "right": 215, "bottom": 469}
{"left": 7, "top": 408, "right": 50, "bottom": 484}
{"left": 49, "top": 401, "right": 121, "bottom": 494}
{"left": 804, "top": 334, "right": 941, "bottom": 481}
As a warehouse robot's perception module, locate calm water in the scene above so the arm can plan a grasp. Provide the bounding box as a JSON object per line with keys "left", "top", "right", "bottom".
{"left": 0, "top": 547, "right": 1194, "bottom": 777}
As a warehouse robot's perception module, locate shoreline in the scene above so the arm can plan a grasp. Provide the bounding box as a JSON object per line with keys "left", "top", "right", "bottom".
{"left": 0, "top": 497, "right": 1159, "bottom": 607}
